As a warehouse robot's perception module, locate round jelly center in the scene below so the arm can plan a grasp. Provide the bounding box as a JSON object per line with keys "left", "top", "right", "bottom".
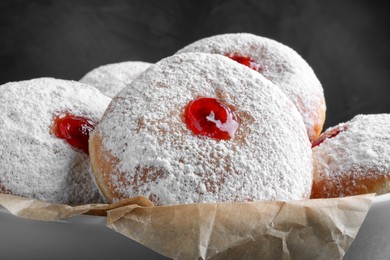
{"left": 311, "top": 126, "right": 348, "bottom": 148}
{"left": 52, "top": 113, "right": 97, "bottom": 154}
{"left": 184, "top": 97, "right": 238, "bottom": 140}
{"left": 226, "top": 53, "right": 262, "bottom": 72}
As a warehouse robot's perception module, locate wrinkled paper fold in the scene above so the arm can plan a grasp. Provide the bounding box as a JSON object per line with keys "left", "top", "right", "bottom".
{"left": 0, "top": 193, "right": 373, "bottom": 259}
{"left": 106, "top": 195, "right": 373, "bottom": 260}
{"left": 0, "top": 193, "right": 153, "bottom": 220}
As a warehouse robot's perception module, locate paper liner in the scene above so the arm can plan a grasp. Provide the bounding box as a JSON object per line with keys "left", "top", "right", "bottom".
{"left": 0, "top": 193, "right": 373, "bottom": 259}
{"left": 0, "top": 193, "right": 153, "bottom": 221}
{"left": 106, "top": 195, "right": 373, "bottom": 260}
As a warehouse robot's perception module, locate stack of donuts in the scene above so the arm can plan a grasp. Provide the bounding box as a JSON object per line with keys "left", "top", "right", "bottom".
{"left": 0, "top": 33, "right": 388, "bottom": 206}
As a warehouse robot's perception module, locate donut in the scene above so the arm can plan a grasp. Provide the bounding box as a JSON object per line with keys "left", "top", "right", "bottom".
{"left": 89, "top": 53, "right": 313, "bottom": 206}
{"left": 0, "top": 78, "right": 111, "bottom": 205}
{"left": 176, "top": 33, "right": 326, "bottom": 142}
{"left": 80, "top": 61, "right": 151, "bottom": 98}
{"left": 311, "top": 114, "right": 390, "bottom": 198}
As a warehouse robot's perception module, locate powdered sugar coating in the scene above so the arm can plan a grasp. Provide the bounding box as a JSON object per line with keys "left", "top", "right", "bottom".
{"left": 91, "top": 53, "right": 312, "bottom": 205}
{"left": 312, "top": 114, "right": 390, "bottom": 197}
{"left": 176, "top": 33, "right": 326, "bottom": 141}
{"left": 0, "top": 78, "right": 111, "bottom": 205}
{"left": 80, "top": 61, "right": 151, "bottom": 98}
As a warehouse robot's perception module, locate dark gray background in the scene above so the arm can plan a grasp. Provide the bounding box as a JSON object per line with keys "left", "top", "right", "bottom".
{"left": 0, "top": 0, "right": 389, "bottom": 129}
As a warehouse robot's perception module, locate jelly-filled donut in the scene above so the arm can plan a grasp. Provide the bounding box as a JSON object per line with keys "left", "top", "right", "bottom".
{"left": 176, "top": 33, "right": 326, "bottom": 142}
{"left": 89, "top": 53, "right": 313, "bottom": 205}
{"left": 311, "top": 114, "right": 390, "bottom": 198}
{"left": 0, "top": 78, "right": 111, "bottom": 205}
{"left": 80, "top": 61, "right": 151, "bottom": 98}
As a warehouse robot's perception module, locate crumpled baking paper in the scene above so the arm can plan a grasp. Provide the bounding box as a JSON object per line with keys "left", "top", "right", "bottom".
{"left": 0, "top": 193, "right": 373, "bottom": 259}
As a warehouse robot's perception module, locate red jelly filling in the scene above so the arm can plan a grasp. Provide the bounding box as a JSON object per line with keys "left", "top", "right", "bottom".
{"left": 226, "top": 53, "right": 262, "bottom": 72}
{"left": 184, "top": 97, "right": 238, "bottom": 140}
{"left": 311, "top": 125, "right": 348, "bottom": 148}
{"left": 52, "top": 113, "right": 97, "bottom": 154}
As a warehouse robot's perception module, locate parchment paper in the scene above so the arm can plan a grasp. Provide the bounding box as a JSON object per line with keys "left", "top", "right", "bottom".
{"left": 0, "top": 193, "right": 153, "bottom": 220}
{"left": 0, "top": 193, "right": 373, "bottom": 259}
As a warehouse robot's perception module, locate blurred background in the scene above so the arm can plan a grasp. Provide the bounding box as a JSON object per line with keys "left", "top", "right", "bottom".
{"left": 0, "top": 0, "right": 389, "bottom": 128}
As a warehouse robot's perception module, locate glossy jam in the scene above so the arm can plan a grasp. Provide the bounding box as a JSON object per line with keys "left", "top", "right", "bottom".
{"left": 184, "top": 97, "right": 238, "bottom": 140}
{"left": 52, "top": 113, "right": 97, "bottom": 154}
{"left": 226, "top": 53, "right": 262, "bottom": 72}
{"left": 311, "top": 125, "right": 348, "bottom": 148}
